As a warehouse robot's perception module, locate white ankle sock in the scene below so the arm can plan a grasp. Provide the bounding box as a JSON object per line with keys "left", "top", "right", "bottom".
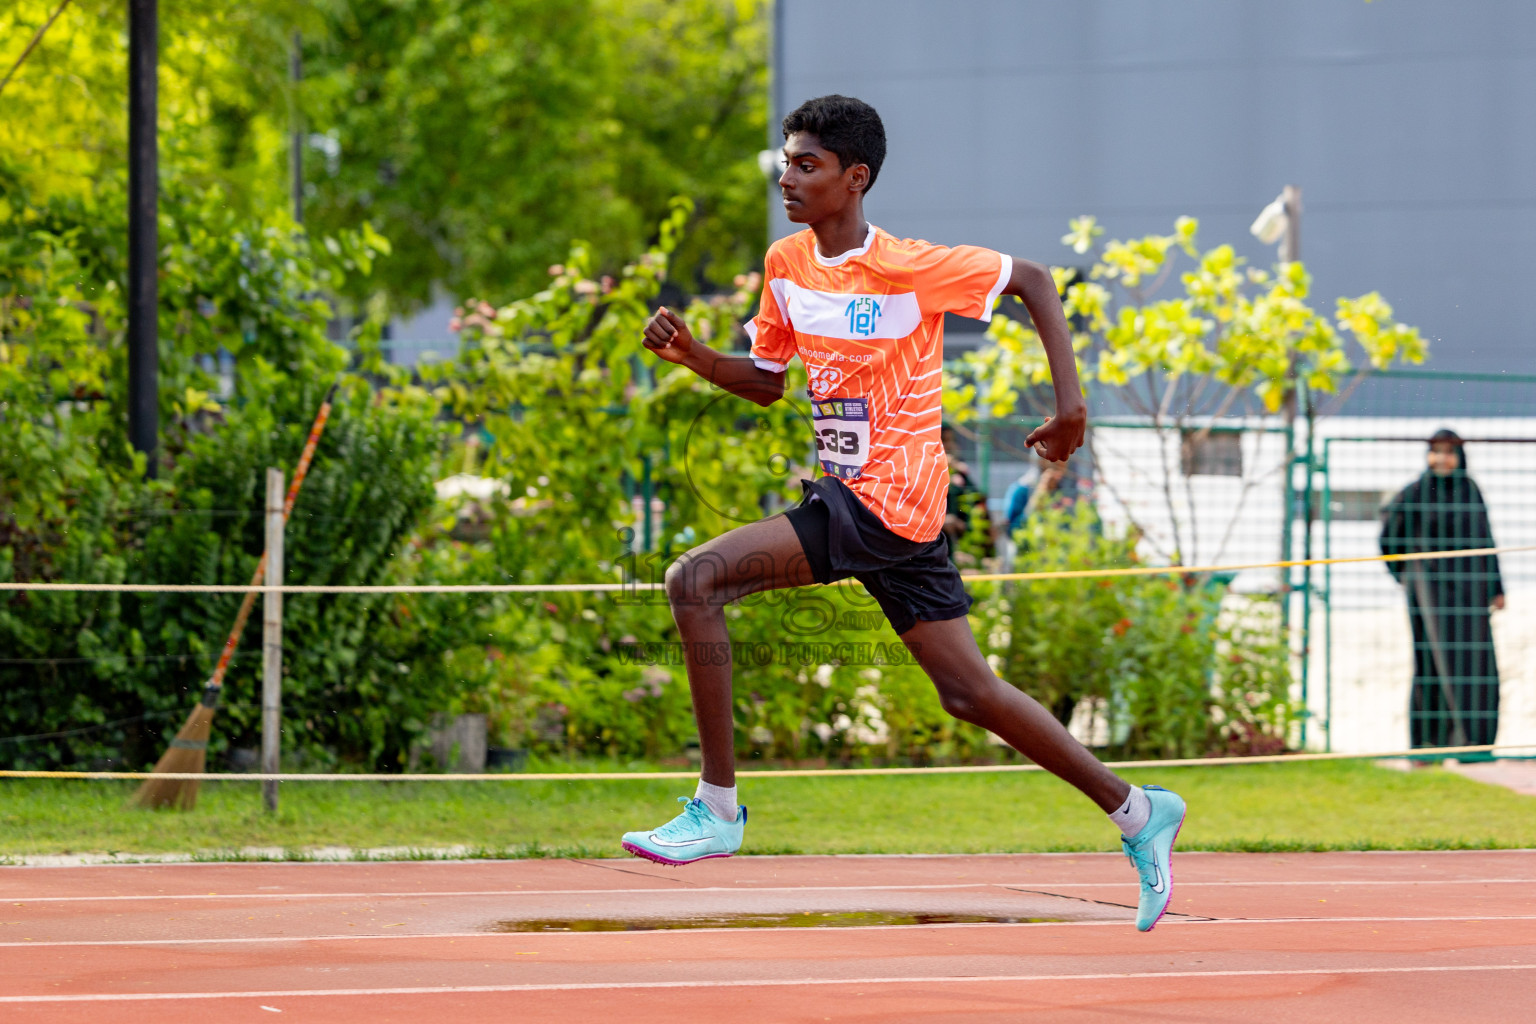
{"left": 1109, "top": 786, "right": 1151, "bottom": 838}
{"left": 695, "top": 780, "right": 738, "bottom": 823}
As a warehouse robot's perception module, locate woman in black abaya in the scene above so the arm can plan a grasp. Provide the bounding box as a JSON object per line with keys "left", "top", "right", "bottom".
{"left": 1379, "top": 430, "right": 1505, "bottom": 751}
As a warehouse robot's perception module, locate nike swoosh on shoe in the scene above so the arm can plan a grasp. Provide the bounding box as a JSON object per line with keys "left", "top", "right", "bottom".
{"left": 1149, "top": 861, "right": 1165, "bottom": 894}
{"left": 649, "top": 834, "right": 717, "bottom": 848}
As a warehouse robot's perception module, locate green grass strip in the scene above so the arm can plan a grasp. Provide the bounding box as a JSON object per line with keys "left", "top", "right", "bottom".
{"left": 2, "top": 760, "right": 1532, "bottom": 861}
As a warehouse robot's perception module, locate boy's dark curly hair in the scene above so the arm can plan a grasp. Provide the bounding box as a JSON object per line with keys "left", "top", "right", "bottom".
{"left": 782, "top": 95, "right": 886, "bottom": 194}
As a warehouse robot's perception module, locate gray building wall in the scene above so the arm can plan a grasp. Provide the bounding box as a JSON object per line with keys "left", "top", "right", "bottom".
{"left": 773, "top": 0, "right": 1536, "bottom": 395}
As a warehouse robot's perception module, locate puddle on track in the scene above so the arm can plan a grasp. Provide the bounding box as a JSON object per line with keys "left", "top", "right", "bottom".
{"left": 493, "top": 911, "right": 1061, "bottom": 932}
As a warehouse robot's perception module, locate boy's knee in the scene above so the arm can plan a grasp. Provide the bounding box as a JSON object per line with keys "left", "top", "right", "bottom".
{"left": 664, "top": 557, "right": 714, "bottom": 610}
{"left": 934, "top": 675, "right": 994, "bottom": 724}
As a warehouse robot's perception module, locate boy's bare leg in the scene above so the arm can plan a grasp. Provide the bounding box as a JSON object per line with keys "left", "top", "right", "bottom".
{"left": 903, "top": 616, "right": 1190, "bottom": 932}
{"left": 899, "top": 616, "right": 1131, "bottom": 812}
{"left": 663, "top": 514, "right": 817, "bottom": 788}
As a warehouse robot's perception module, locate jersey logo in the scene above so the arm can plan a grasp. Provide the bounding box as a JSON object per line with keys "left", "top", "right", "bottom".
{"left": 806, "top": 364, "right": 845, "bottom": 399}
{"left": 782, "top": 282, "right": 919, "bottom": 341}
{"left": 844, "top": 296, "right": 883, "bottom": 337}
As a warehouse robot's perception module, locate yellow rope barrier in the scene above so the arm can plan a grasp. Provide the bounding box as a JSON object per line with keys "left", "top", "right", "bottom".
{"left": 2, "top": 744, "right": 1530, "bottom": 782}
{"left": 0, "top": 545, "right": 1529, "bottom": 594}
{"left": 961, "top": 543, "right": 1533, "bottom": 584}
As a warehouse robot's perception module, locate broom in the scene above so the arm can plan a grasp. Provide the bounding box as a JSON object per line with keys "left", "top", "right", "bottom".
{"left": 131, "top": 382, "right": 340, "bottom": 810}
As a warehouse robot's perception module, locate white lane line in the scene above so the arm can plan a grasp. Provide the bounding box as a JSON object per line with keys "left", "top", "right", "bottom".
{"left": 5, "top": 915, "right": 1536, "bottom": 948}
{"left": 3, "top": 963, "right": 1533, "bottom": 1003}
{"left": 1010, "top": 878, "right": 1536, "bottom": 890}
{"left": 6, "top": 878, "right": 1535, "bottom": 904}
{"left": 9, "top": 849, "right": 1534, "bottom": 868}
{"left": 1, "top": 884, "right": 988, "bottom": 904}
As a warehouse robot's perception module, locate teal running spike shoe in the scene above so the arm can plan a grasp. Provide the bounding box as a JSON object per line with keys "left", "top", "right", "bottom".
{"left": 622, "top": 797, "right": 746, "bottom": 866}
{"left": 1121, "top": 785, "right": 1187, "bottom": 931}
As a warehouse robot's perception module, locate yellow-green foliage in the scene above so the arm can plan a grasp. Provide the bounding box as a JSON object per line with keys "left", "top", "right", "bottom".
{"left": 950, "top": 215, "right": 1426, "bottom": 422}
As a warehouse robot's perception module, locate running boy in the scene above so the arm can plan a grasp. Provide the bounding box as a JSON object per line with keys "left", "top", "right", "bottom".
{"left": 626, "top": 95, "right": 1185, "bottom": 931}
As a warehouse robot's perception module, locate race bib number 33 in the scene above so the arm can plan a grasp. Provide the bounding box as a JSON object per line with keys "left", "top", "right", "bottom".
{"left": 812, "top": 397, "right": 871, "bottom": 480}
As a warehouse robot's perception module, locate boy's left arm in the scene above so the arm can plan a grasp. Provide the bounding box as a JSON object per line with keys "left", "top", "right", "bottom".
{"left": 1002, "top": 258, "right": 1086, "bottom": 462}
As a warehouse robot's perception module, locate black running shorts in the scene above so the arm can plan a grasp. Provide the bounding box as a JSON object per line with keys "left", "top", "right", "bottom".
{"left": 782, "top": 476, "right": 973, "bottom": 636}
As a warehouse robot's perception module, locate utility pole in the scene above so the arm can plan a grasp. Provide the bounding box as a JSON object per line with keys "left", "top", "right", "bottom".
{"left": 127, "top": 0, "right": 159, "bottom": 475}
{"left": 1275, "top": 185, "right": 1303, "bottom": 427}
{"left": 1281, "top": 186, "right": 1320, "bottom": 749}
{"left": 766, "top": 0, "right": 785, "bottom": 251}
{"left": 1253, "top": 186, "right": 1303, "bottom": 567}
{"left": 1279, "top": 185, "right": 1301, "bottom": 264}
{"left": 1253, "top": 185, "right": 1307, "bottom": 741}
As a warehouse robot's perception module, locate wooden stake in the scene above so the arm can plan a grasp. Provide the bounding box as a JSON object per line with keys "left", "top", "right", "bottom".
{"left": 262, "top": 468, "right": 285, "bottom": 813}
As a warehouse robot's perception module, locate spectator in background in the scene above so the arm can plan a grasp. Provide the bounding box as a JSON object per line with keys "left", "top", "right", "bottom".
{"left": 1379, "top": 428, "right": 1505, "bottom": 755}
{"left": 1003, "top": 459, "right": 1042, "bottom": 536}
{"left": 941, "top": 424, "right": 991, "bottom": 564}
{"left": 1022, "top": 456, "right": 1072, "bottom": 521}
{"left": 1000, "top": 452, "right": 1091, "bottom": 566}
{"left": 998, "top": 458, "right": 1041, "bottom": 568}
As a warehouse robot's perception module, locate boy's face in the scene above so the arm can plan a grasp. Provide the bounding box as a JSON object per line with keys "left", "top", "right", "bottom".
{"left": 778, "top": 131, "right": 867, "bottom": 224}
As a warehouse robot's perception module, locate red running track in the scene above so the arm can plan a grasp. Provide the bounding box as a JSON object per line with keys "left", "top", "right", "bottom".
{"left": 3, "top": 850, "right": 1534, "bottom": 1023}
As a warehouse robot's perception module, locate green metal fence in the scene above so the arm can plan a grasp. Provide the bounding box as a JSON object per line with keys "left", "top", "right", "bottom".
{"left": 1309, "top": 372, "right": 1536, "bottom": 756}
{"left": 961, "top": 369, "right": 1536, "bottom": 755}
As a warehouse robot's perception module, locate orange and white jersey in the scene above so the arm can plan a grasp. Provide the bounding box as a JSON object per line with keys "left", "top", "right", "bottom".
{"left": 746, "top": 225, "right": 1011, "bottom": 542}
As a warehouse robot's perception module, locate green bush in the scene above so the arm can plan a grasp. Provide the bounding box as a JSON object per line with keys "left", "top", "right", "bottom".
{"left": 1, "top": 172, "right": 1295, "bottom": 772}
{"left": 971, "top": 501, "right": 1295, "bottom": 759}
{"left": 405, "top": 202, "right": 999, "bottom": 766}
{"left": 462, "top": 581, "right": 997, "bottom": 766}
{"left": 0, "top": 169, "right": 462, "bottom": 770}
{"left": 394, "top": 205, "right": 1293, "bottom": 767}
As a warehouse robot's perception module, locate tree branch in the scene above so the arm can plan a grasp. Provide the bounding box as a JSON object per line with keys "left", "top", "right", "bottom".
{"left": 1184, "top": 367, "right": 1213, "bottom": 416}
{"left": 1141, "top": 257, "right": 1177, "bottom": 300}
{"left": 1087, "top": 430, "right": 1176, "bottom": 565}
{"left": 1176, "top": 405, "right": 1204, "bottom": 563}
{"left": 1141, "top": 368, "right": 1162, "bottom": 423}
{"left": 1314, "top": 367, "right": 1377, "bottom": 418}
{"left": 0, "top": 0, "right": 73, "bottom": 98}
{"left": 1208, "top": 439, "right": 1289, "bottom": 568}
{"left": 1142, "top": 370, "right": 1189, "bottom": 562}
{"left": 1184, "top": 381, "right": 1248, "bottom": 452}
{"left": 1156, "top": 370, "right": 1181, "bottom": 422}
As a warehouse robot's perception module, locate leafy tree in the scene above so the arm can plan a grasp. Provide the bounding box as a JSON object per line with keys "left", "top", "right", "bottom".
{"left": 0, "top": 0, "right": 321, "bottom": 214}
{"left": 2, "top": 0, "right": 769, "bottom": 315}
{"left": 294, "top": 0, "right": 770, "bottom": 308}
{"left": 949, "top": 215, "right": 1427, "bottom": 564}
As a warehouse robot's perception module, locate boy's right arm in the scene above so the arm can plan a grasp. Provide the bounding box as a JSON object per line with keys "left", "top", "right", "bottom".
{"left": 642, "top": 307, "right": 786, "bottom": 408}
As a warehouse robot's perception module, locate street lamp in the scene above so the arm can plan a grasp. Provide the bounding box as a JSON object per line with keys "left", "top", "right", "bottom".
{"left": 1250, "top": 185, "right": 1301, "bottom": 263}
